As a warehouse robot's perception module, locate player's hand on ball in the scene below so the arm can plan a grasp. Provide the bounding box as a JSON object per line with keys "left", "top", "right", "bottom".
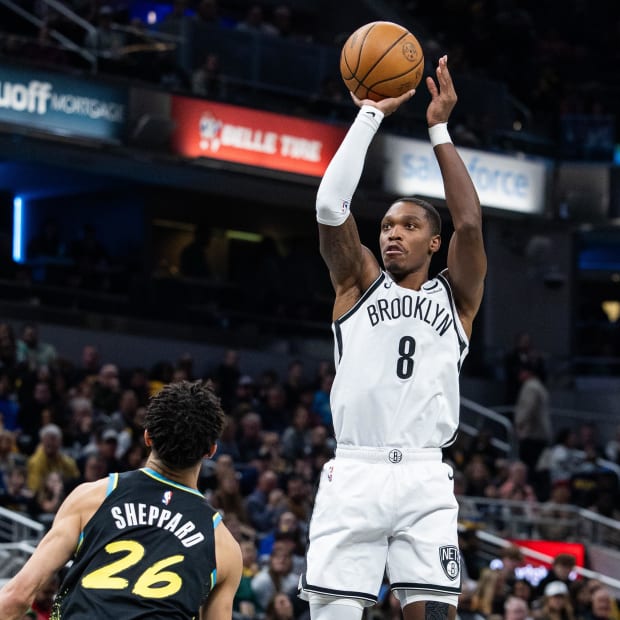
{"left": 350, "top": 89, "right": 416, "bottom": 116}
{"left": 426, "top": 55, "right": 457, "bottom": 127}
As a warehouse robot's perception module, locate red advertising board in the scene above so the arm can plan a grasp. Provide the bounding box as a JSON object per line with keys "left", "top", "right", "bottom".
{"left": 512, "top": 539, "right": 586, "bottom": 570}
{"left": 170, "top": 96, "right": 347, "bottom": 177}
{"left": 496, "top": 540, "right": 586, "bottom": 586}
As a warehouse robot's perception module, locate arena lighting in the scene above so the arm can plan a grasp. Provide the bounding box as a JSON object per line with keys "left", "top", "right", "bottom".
{"left": 12, "top": 196, "right": 24, "bottom": 263}
{"left": 226, "top": 230, "right": 262, "bottom": 243}
{"left": 602, "top": 300, "right": 620, "bottom": 323}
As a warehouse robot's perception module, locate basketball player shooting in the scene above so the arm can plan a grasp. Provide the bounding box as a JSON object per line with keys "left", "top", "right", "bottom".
{"left": 299, "top": 55, "right": 487, "bottom": 620}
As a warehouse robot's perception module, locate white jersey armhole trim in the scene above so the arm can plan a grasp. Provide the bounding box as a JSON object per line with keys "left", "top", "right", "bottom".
{"left": 436, "top": 269, "right": 470, "bottom": 348}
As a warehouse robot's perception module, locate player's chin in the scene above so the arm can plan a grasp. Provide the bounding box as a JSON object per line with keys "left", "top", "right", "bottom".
{"left": 383, "top": 258, "right": 406, "bottom": 275}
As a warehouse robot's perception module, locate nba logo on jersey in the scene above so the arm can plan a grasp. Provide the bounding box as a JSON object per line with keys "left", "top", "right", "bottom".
{"left": 439, "top": 545, "right": 460, "bottom": 581}
{"left": 162, "top": 490, "right": 173, "bottom": 506}
{"left": 327, "top": 465, "right": 334, "bottom": 482}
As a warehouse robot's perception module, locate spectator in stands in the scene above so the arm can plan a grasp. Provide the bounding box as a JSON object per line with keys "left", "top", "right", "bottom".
{"left": 234, "top": 539, "right": 260, "bottom": 618}
{"left": 270, "top": 5, "right": 306, "bottom": 41}
{"left": 283, "top": 473, "right": 311, "bottom": 523}
{"left": 540, "top": 581, "right": 575, "bottom": 620}
{"left": 17, "top": 379, "right": 62, "bottom": 453}
{"left": 535, "top": 554, "right": 576, "bottom": 599}
{"left": 504, "top": 595, "right": 534, "bottom": 620}
{"left": 281, "top": 404, "right": 312, "bottom": 462}
{"left": 259, "top": 384, "right": 290, "bottom": 434}
{"left": 251, "top": 540, "right": 299, "bottom": 612}
{"left": 499, "top": 460, "right": 537, "bottom": 502}
{"left": 547, "top": 428, "right": 584, "bottom": 485}
{"left": 34, "top": 470, "right": 65, "bottom": 525}
{"left": 0, "top": 429, "right": 20, "bottom": 476}
{"left": 235, "top": 5, "right": 278, "bottom": 36}
{"left": 511, "top": 579, "right": 535, "bottom": 608}
{"left": 64, "top": 396, "right": 96, "bottom": 460}
{"left": 211, "top": 348, "right": 240, "bottom": 412}
{"left": 282, "top": 359, "right": 306, "bottom": 410}
{"left": 466, "top": 427, "right": 502, "bottom": 476}
{"left": 514, "top": 366, "right": 552, "bottom": 486}
{"left": 26, "top": 423, "right": 79, "bottom": 495}
{"left": 604, "top": 424, "right": 620, "bottom": 465}
{"left": 576, "top": 422, "right": 605, "bottom": 461}
{"left": 193, "top": 0, "right": 231, "bottom": 28}
{"left": 264, "top": 592, "right": 296, "bottom": 620}
{"left": 310, "top": 370, "right": 333, "bottom": 428}
{"left": 83, "top": 5, "right": 126, "bottom": 57}
{"left": 71, "top": 344, "right": 101, "bottom": 388}
{"left": 245, "top": 469, "right": 283, "bottom": 534}
{"left": 471, "top": 564, "right": 509, "bottom": 616}
{"left": 16, "top": 324, "right": 57, "bottom": 373}
{"left": 109, "top": 389, "right": 141, "bottom": 459}
{"left": 118, "top": 439, "right": 147, "bottom": 472}
{"left": 582, "top": 586, "right": 619, "bottom": 620}
{"left": 210, "top": 470, "right": 250, "bottom": 524}
{"left": 91, "top": 427, "right": 122, "bottom": 475}
{"left": 464, "top": 455, "right": 493, "bottom": 497}
{"left": 504, "top": 331, "right": 547, "bottom": 405}
{"left": 537, "top": 480, "right": 576, "bottom": 540}
{"left": 231, "top": 375, "right": 259, "bottom": 419}
{"left": 256, "top": 432, "right": 287, "bottom": 478}
{"left": 0, "top": 464, "right": 35, "bottom": 517}
{"left": 179, "top": 224, "right": 212, "bottom": 279}
{"left": 91, "top": 363, "right": 121, "bottom": 417}
{"left": 257, "top": 509, "right": 304, "bottom": 561}
{"left": 457, "top": 581, "right": 487, "bottom": 620}
{"left": 0, "top": 370, "right": 20, "bottom": 432}
{"left": 191, "top": 52, "right": 228, "bottom": 100}
{"left": 216, "top": 415, "right": 241, "bottom": 461}
{"left": 238, "top": 411, "right": 264, "bottom": 463}
{"left": 0, "top": 323, "right": 17, "bottom": 372}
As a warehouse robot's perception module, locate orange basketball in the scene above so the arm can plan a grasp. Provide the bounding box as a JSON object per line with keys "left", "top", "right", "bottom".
{"left": 340, "top": 21, "right": 424, "bottom": 102}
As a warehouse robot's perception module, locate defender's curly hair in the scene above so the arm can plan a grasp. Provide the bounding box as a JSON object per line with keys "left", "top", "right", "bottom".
{"left": 144, "top": 380, "right": 225, "bottom": 469}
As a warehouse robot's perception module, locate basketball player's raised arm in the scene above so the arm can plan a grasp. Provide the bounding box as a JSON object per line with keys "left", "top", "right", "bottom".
{"left": 0, "top": 481, "right": 103, "bottom": 619}
{"left": 316, "top": 89, "right": 415, "bottom": 318}
{"left": 201, "top": 521, "right": 242, "bottom": 620}
{"left": 427, "top": 56, "right": 487, "bottom": 337}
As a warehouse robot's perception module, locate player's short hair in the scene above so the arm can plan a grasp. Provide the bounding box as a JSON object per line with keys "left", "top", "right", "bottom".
{"left": 392, "top": 196, "right": 442, "bottom": 236}
{"left": 144, "top": 380, "right": 225, "bottom": 469}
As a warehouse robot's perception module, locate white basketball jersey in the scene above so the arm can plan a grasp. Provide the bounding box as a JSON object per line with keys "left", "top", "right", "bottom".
{"left": 330, "top": 270, "right": 469, "bottom": 449}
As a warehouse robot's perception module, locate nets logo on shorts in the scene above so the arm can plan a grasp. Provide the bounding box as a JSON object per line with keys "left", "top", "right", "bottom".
{"left": 388, "top": 449, "right": 402, "bottom": 463}
{"left": 439, "top": 545, "right": 460, "bottom": 581}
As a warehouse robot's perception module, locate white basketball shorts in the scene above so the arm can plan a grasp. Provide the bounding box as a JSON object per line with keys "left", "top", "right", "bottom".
{"left": 299, "top": 446, "right": 461, "bottom": 606}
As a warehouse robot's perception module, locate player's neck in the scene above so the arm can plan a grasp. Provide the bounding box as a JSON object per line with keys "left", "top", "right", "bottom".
{"left": 144, "top": 456, "right": 200, "bottom": 489}
{"left": 387, "top": 268, "right": 429, "bottom": 290}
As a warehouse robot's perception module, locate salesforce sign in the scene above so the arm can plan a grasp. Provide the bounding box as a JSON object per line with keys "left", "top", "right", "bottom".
{"left": 0, "top": 64, "right": 127, "bottom": 141}
{"left": 383, "top": 134, "right": 550, "bottom": 215}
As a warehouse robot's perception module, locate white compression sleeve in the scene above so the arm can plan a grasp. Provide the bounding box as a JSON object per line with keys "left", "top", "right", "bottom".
{"left": 316, "top": 105, "right": 384, "bottom": 226}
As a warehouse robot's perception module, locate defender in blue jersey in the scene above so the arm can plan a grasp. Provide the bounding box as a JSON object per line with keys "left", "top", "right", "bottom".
{"left": 299, "top": 56, "right": 487, "bottom": 620}
{"left": 0, "top": 381, "right": 242, "bottom": 619}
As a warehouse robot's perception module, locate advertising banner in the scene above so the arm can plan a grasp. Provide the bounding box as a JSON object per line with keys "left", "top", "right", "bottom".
{"left": 383, "top": 134, "right": 550, "bottom": 215}
{"left": 0, "top": 64, "right": 127, "bottom": 141}
{"left": 171, "top": 96, "right": 347, "bottom": 177}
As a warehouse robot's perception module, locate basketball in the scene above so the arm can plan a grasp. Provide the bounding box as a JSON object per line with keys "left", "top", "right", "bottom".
{"left": 340, "top": 21, "right": 424, "bottom": 102}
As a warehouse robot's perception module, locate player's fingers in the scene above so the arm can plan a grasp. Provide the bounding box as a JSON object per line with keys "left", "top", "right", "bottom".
{"left": 395, "top": 89, "right": 416, "bottom": 104}
{"left": 426, "top": 76, "right": 438, "bottom": 98}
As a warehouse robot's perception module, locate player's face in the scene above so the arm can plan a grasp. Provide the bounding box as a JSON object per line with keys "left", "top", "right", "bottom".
{"left": 379, "top": 201, "right": 440, "bottom": 276}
